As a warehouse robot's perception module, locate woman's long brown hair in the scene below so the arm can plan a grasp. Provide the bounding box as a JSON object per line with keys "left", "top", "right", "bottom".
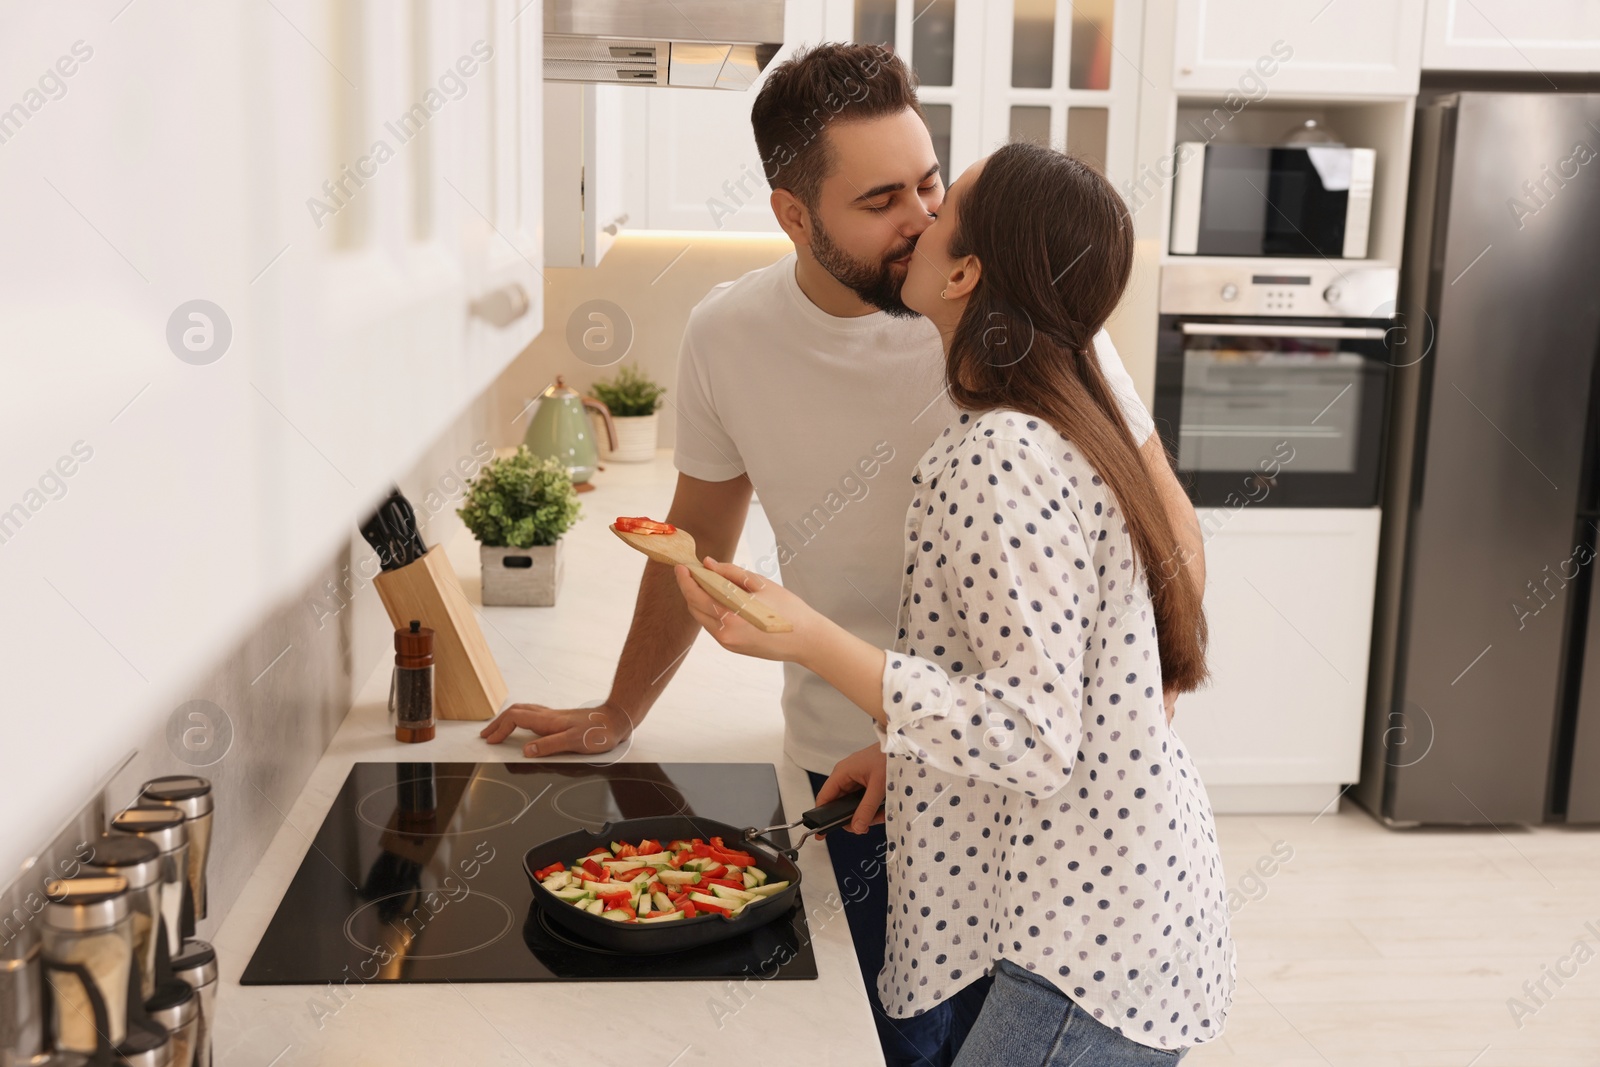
{"left": 946, "top": 142, "right": 1208, "bottom": 693}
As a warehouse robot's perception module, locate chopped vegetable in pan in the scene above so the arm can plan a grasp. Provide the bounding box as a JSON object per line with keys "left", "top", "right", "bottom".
{"left": 533, "top": 835, "right": 790, "bottom": 924}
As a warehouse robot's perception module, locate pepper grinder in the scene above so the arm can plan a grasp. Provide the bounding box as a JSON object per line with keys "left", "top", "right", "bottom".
{"left": 390, "top": 620, "right": 436, "bottom": 743}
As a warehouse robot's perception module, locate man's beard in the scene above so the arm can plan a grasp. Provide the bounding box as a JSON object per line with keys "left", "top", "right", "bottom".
{"left": 810, "top": 220, "right": 920, "bottom": 319}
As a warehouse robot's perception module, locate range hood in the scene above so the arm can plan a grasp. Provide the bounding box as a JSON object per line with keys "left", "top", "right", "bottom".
{"left": 544, "top": 0, "right": 785, "bottom": 90}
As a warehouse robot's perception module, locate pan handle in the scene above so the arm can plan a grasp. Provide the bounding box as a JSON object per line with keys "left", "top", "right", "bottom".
{"left": 751, "top": 789, "right": 883, "bottom": 860}
{"left": 802, "top": 790, "right": 878, "bottom": 835}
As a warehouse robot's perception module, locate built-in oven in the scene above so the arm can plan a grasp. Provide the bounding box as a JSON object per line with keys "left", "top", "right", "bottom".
{"left": 1154, "top": 263, "right": 1399, "bottom": 508}
{"left": 1170, "top": 143, "right": 1375, "bottom": 259}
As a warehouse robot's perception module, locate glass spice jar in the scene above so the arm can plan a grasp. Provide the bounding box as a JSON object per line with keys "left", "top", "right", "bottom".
{"left": 78, "top": 834, "right": 163, "bottom": 1004}
{"left": 108, "top": 808, "right": 188, "bottom": 959}
{"left": 40, "top": 875, "right": 134, "bottom": 1054}
{"left": 137, "top": 776, "right": 213, "bottom": 924}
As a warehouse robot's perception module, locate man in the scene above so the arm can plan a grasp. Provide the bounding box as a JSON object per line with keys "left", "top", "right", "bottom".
{"left": 482, "top": 43, "right": 1204, "bottom": 1067}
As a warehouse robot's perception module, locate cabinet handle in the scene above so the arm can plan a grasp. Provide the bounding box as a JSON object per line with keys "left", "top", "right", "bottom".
{"left": 470, "top": 283, "right": 531, "bottom": 328}
{"left": 602, "top": 213, "right": 630, "bottom": 236}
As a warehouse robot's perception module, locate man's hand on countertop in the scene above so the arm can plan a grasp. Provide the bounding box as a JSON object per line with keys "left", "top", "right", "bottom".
{"left": 480, "top": 700, "right": 636, "bottom": 758}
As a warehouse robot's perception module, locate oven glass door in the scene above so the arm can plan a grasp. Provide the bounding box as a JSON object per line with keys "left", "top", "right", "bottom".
{"left": 1155, "top": 318, "right": 1390, "bottom": 508}
{"left": 1198, "top": 145, "right": 1352, "bottom": 257}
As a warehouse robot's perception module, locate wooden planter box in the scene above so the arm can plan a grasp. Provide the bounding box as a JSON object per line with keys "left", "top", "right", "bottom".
{"left": 480, "top": 541, "right": 564, "bottom": 607}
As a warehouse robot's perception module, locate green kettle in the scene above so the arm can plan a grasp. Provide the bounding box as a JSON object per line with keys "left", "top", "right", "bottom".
{"left": 522, "top": 376, "right": 617, "bottom": 484}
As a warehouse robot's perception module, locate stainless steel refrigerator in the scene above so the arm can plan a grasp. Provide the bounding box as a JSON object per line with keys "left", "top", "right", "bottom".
{"left": 1358, "top": 92, "right": 1600, "bottom": 826}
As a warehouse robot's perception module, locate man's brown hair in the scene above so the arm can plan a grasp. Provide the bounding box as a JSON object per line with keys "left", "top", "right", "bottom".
{"left": 750, "top": 43, "right": 923, "bottom": 210}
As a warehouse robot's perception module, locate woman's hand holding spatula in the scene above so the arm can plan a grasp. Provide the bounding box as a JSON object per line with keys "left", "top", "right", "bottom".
{"left": 611, "top": 518, "right": 806, "bottom": 643}
{"left": 612, "top": 518, "right": 889, "bottom": 723}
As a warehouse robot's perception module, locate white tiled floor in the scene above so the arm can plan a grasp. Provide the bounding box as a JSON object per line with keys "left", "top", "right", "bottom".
{"left": 1194, "top": 801, "right": 1600, "bottom": 1066}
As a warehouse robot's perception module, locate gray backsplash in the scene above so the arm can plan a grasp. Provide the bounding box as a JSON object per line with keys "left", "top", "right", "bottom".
{"left": 0, "top": 388, "right": 503, "bottom": 1062}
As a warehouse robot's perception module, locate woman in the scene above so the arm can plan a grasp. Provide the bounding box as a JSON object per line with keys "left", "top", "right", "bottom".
{"left": 673, "top": 142, "right": 1234, "bottom": 1063}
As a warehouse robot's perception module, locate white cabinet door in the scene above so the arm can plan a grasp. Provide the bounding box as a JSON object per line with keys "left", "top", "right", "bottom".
{"left": 880, "top": 0, "right": 988, "bottom": 180}
{"left": 544, "top": 82, "right": 627, "bottom": 265}
{"left": 977, "top": 0, "right": 1143, "bottom": 189}
{"left": 464, "top": 0, "right": 545, "bottom": 370}
{"left": 1423, "top": 0, "right": 1600, "bottom": 72}
{"left": 1174, "top": 508, "right": 1382, "bottom": 809}
{"left": 0, "top": 1, "right": 541, "bottom": 876}
{"left": 1173, "top": 0, "right": 1424, "bottom": 96}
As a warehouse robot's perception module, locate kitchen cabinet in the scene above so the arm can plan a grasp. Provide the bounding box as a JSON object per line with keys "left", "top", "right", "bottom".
{"left": 596, "top": 0, "right": 1143, "bottom": 236}
{"left": 974, "top": 0, "right": 1143, "bottom": 183}
{"left": 1175, "top": 507, "right": 1383, "bottom": 814}
{"left": 544, "top": 83, "right": 627, "bottom": 265}
{"left": 1422, "top": 0, "right": 1600, "bottom": 72}
{"left": 1172, "top": 0, "right": 1425, "bottom": 97}
{"left": 0, "top": 1, "right": 543, "bottom": 879}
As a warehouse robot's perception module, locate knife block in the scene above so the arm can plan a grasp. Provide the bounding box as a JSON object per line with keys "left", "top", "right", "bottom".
{"left": 372, "top": 546, "right": 507, "bottom": 721}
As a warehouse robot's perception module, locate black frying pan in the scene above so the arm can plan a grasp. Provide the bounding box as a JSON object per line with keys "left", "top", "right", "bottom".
{"left": 522, "top": 789, "right": 874, "bottom": 954}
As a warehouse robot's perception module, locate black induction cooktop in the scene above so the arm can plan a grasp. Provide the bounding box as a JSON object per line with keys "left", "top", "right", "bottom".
{"left": 240, "top": 762, "right": 818, "bottom": 984}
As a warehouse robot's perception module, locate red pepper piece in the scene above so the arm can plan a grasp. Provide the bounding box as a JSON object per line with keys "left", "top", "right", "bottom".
{"left": 614, "top": 516, "right": 677, "bottom": 535}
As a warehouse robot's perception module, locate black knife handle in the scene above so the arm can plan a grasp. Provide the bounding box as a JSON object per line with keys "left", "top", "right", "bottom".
{"left": 801, "top": 789, "right": 882, "bottom": 835}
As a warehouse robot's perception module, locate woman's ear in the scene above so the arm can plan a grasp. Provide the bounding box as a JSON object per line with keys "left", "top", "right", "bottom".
{"left": 943, "top": 254, "right": 982, "bottom": 300}
{"left": 770, "top": 190, "right": 811, "bottom": 247}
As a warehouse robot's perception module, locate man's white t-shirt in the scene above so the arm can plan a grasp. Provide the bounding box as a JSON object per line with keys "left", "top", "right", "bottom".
{"left": 672, "top": 253, "right": 1155, "bottom": 776}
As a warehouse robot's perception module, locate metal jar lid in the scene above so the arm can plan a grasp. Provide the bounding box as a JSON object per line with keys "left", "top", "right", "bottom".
{"left": 79, "top": 833, "right": 163, "bottom": 891}
{"left": 171, "top": 939, "right": 217, "bottom": 987}
{"left": 140, "top": 776, "right": 214, "bottom": 820}
{"left": 109, "top": 807, "right": 187, "bottom": 854}
{"left": 115, "top": 1024, "right": 172, "bottom": 1067}
{"left": 146, "top": 982, "right": 198, "bottom": 1028}
{"left": 41, "top": 876, "right": 129, "bottom": 932}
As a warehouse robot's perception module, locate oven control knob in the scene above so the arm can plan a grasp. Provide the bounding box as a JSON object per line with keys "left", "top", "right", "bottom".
{"left": 1323, "top": 285, "right": 1343, "bottom": 305}
{"left": 1220, "top": 283, "right": 1239, "bottom": 301}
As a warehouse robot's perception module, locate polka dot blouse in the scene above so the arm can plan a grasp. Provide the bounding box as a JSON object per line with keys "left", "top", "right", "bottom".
{"left": 872, "top": 409, "right": 1236, "bottom": 1051}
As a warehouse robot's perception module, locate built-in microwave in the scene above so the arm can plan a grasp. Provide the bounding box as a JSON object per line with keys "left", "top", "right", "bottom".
{"left": 1170, "top": 143, "right": 1375, "bottom": 259}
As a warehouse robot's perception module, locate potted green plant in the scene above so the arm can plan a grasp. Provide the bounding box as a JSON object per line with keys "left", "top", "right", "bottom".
{"left": 590, "top": 364, "right": 666, "bottom": 463}
{"left": 457, "top": 447, "right": 582, "bottom": 606}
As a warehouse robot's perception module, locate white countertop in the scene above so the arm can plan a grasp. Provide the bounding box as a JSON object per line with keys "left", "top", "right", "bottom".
{"left": 211, "top": 452, "right": 885, "bottom": 1066}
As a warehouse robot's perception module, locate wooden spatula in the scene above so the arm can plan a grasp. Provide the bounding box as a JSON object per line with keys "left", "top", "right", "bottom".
{"left": 610, "top": 525, "right": 793, "bottom": 633}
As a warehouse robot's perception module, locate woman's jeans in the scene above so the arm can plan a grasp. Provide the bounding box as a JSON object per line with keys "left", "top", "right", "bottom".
{"left": 952, "top": 958, "right": 1191, "bottom": 1066}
